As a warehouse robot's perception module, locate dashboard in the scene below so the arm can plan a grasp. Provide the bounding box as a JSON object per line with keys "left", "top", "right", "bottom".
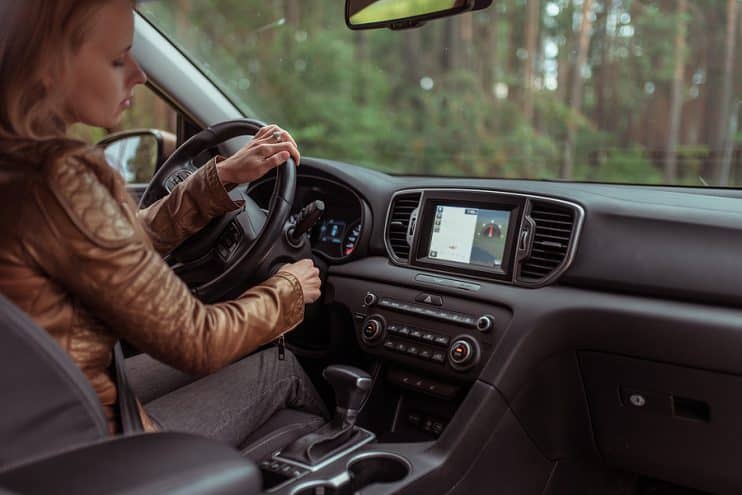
{"left": 236, "top": 154, "right": 742, "bottom": 493}
{"left": 303, "top": 158, "right": 742, "bottom": 493}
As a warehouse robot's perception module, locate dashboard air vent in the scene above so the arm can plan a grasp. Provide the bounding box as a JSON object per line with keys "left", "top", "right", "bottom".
{"left": 386, "top": 192, "right": 421, "bottom": 261}
{"left": 519, "top": 201, "right": 576, "bottom": 282}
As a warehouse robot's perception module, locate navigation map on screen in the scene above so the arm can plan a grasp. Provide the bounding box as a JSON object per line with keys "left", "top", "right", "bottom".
{"left": 428, "top": 205, "right": 511, "bottom": 268}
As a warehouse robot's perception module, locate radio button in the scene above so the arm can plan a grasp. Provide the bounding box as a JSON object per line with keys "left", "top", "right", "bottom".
{"left": 398, "top": 326, "right": 411, "bottom": 336}
{"left": 433, "top": 335, "right": 450, "bottom": 346}
{"left": 431, "top": 351, "right": 446, "bottom": 363}
{"left": 462, "top": 316, "right": 477, "bottom": 327}
{"left": 409, "top": 329, "right": 424, "bottom": 339}
{"left": 383, "top": 340, "right": 395, "bottom": 349}
{"left": 421, "top": 332, "right": 436, "bottom": 342}
{"left": 363, "top": 292, "right": 378, "bottom": 306}
{"left": 476, "top": 315, "right": 495, "bottom": 332}
{"left": 450, "top": 341, "right": 471, "bottom": 363}
{"left": 360, "top": 315, "right": 385, "bottom": 344}
{"left": 419, "top": 349, "right": 433, "bottom": 360}
{"left": 448, "top": 337, "right": 480, "bottom": 370}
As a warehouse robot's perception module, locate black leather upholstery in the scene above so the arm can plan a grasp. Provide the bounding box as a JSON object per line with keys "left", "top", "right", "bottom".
{"left": 0, "top": 294, "right": 108, "bottom": 471}
{"left": 0, "top": 295, "right": 263, "bottom": 494}
{"left": 0, "top": 433, "right": 261, "bottom": 495}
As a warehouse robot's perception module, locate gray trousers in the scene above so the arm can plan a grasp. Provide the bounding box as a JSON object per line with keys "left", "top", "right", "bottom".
{"left": 130, "top": 347, "right": 329, "bottom": 447}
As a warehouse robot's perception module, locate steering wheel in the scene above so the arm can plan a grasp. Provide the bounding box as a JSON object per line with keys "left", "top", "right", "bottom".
{"left": 139, "top": 119, "right": 304, "bottom": 303}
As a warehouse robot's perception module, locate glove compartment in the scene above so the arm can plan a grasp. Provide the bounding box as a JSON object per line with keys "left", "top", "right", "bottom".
{"left": 579, "top": 351, "right": 742, "bottom": 494}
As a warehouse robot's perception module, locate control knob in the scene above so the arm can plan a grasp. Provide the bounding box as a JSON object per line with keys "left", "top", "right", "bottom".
{"left": 360, "top": 315, "right": 385, "bottom": 344}
{"left": 363, "top": 291, "right": 378, "bottom": 307}
{"left": 448, "top": 336, "right": 480, "bottom": 371}
{"left": 476, "top": 314, "right": 495, "bottom": 332}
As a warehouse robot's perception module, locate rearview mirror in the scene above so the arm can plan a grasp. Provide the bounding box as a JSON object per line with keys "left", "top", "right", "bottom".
{"left": 346, "top": 0, "right": 492, "bottom": 30}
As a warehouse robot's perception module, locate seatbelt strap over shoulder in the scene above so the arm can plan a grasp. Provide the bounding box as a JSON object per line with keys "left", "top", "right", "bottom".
{"left": 113, "top": 341, "right": 144, "bottom": 434}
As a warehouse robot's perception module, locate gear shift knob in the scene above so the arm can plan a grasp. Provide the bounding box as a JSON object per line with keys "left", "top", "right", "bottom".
{"left": 322, "top": 365, "right": 372, "bottom": 421}
{"left": 280, "top": 365, "right": 374, "bottom": 465}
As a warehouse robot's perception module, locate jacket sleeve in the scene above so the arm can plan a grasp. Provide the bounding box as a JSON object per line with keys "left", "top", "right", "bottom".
{"left": 21, "top": 153, "right": 304, "bottom": 375}
{"left": 136, "top": 157, "right": 242, "bottom": 255}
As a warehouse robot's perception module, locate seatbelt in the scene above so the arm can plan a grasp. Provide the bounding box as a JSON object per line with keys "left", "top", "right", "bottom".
{"left": 113, "top": 341, "right": 144, "bottom": 434}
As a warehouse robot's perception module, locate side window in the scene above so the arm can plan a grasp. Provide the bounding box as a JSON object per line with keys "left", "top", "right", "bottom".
{"left": 67, "top": 85, "right": 178, "bottom": 184}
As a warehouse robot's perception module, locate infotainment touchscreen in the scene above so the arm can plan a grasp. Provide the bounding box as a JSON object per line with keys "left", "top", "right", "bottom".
{"left": 427, "top": 205, "right": 511, "bottom": 268}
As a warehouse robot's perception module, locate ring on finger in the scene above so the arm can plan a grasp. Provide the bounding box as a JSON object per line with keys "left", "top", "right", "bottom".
{"left": 272, "top": 130, "right": 282, "bottom": 142}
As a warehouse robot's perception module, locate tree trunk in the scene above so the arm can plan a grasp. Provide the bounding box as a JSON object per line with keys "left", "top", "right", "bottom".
{"left": 283, "top": 0, "right": 299, "bottom": 26}
{"left": 561, "top": 0, "right": 594, "bottom": 179}
{"left": 596, "top": 0, "right": 613, "bottom": 132}
{"left": 354, "top": 32, "right": 368, "bottom": 105}
{"left": 459, "top": 13, "right": 473, "bottom": 70}
{"left": 556, "top": 0, "right": 575, "bottom": 105}
{"left": 522, "top": 0, "right": 540, "bottom": 125}
{"left": 440, "top": 18, "right": 455, "bottom": 72}
{"left": 477, "top": 10, "right": 497, "bottom": 104}
{"left": 715, "top": 0, "right": 738, "bottom": 185}
{"left": 663, "top": 0, "right": 688, "bottom": 184}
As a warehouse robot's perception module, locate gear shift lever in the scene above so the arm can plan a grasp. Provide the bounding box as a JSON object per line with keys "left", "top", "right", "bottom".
{"left": 323, "top": 365, "right": 372, "bottom": 428}
{"left": 279, "top": 365, "right": 373, "bottom": 465}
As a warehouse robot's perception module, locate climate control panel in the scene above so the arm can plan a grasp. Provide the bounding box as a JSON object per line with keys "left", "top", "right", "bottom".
{"left": 346, "top": 287, "right": 510, "bottom": 381}
{"left": 361, "top": 313, "right": 482, "bottom": 371}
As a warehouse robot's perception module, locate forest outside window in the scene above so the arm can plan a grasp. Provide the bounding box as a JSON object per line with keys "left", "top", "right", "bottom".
{"left": 139, "top": 1, "right": 740, "bottom": 186}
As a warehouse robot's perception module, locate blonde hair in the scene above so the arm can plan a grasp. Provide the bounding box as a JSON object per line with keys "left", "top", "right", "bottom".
{"left": 0, "top": 1, "right": 114, "bottom": 140}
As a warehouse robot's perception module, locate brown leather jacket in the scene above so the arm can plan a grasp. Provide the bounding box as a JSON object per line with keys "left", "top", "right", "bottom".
{"left": 0, "top": 138, "right": 305, "bottom": 433}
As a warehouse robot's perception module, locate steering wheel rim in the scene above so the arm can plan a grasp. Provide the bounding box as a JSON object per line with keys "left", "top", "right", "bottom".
{"left": 140, "top": 119, "right": 297, "bottom": 303}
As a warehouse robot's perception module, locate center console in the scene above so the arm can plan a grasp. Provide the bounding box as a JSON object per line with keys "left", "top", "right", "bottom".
{"left": 258, "top": 188, "right": 584, "bottom": 494}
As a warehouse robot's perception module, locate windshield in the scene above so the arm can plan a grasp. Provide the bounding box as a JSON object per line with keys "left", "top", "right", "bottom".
{"left": 139, "top": 1, "right": 740, "bottom": 186}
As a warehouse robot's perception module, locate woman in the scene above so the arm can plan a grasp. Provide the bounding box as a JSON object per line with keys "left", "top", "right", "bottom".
{"left": 0, "top": 0, "right": 328, "bottom": 447}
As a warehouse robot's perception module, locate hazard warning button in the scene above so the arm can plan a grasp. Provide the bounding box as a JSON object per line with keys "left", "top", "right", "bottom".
{"left": 415, "top": 293, "right": 443, "bottom": 306}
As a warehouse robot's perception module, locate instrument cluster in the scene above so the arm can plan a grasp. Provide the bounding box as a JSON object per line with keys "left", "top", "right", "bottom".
{"left": 248, "top": 175, "right": 366, "bottom": 261}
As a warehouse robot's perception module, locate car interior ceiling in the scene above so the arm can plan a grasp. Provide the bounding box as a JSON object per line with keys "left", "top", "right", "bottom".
{"left": 3, "top": 3, "right": 742, "bottom": 495}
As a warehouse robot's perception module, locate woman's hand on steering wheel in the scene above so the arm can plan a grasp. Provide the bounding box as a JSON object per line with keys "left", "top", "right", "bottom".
{"left": 278, "top": 259, "right": 321, "bottom": 304}
{"left": 215, "top": 124, "right": 301, "bottom": 185}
